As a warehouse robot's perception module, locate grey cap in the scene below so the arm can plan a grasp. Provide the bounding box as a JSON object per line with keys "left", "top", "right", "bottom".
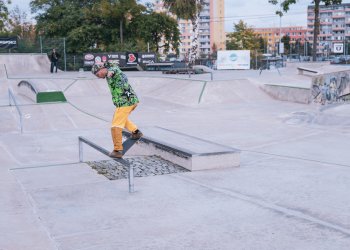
{"left": 91, "top": 63, "right": 106, "bottom": 75}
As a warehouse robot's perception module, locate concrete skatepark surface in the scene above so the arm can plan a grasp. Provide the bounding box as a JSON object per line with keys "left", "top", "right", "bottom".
{"left": 1, "top": 54, "right": 350, "bottom": 249}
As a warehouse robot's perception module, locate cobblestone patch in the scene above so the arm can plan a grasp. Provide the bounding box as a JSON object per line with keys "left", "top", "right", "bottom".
{"left": 87, "top": 155, "right": 189, "bottom": 180}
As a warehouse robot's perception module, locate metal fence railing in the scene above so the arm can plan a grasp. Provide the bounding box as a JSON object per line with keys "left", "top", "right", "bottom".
{"left": 0, "top": 37, "right": 86, "bottom": 71}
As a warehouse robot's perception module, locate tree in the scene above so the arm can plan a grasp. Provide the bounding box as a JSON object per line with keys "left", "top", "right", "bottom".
{"left": 211, "top": 42, "right": 217, "bottom": 59}
{"left": 269, "top": 0, "right": 342, "bottom": 61}
{"left": 6, "top": 6, "right": 37, "bottom": 52}
{"left": 163, "top": 0, "right": 203, "bottom": 64}
{"left": 100, "top": 0, "right": 145, "bottom": 45}
{"left": 30, "top": 0, "right": 146, "bottom": 52}
{"left": 129, "top": 11, "right": 180, "bottom": 53}
{"left": 281, "top": 35, "right": 291, "bottom": 54}
{"left": 31, "top": 0, "right": 100, "bottom": 52}
{"left": 226, "top": 20, "right": 265, "bottom": 70}
{"left": 30, "top": 0, "right": 178, "bottom": 53}
{"left": 0, "top": 0, "right": 10, "bottom": 34}
{"left": 9, "top": 6, "right": 35, "bottom": 39}
{"left": 258, "top": 36, "right": 267, "bottom": 53}
{"left": 226, "top": 20, "right": 260, "bottom": 51}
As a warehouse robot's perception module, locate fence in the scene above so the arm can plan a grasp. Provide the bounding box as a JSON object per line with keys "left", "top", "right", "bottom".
{"left": 0, "top": 37, "right": 85, "bottom": 71}
{"left": 0, "top": 36, "right": 304, "bottom": 71}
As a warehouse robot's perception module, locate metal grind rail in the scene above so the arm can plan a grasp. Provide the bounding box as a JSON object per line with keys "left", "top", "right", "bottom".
{"left": 8, "top": 89, "right": 23, "bottom": 134}
{"left": 78, "top": 136, "right": 135, "bottom": 193}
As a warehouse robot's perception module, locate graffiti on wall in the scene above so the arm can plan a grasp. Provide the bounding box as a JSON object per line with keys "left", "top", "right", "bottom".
{"left": 312, "top": 71, "right": 350, "bottom": 105}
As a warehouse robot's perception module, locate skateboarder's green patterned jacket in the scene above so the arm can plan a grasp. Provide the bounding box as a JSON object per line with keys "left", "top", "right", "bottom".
{"left": 106, "top": 63, "right": 139, "bottom": 107}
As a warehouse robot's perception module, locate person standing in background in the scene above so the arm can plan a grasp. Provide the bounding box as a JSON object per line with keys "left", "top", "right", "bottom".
{"left": 50, "top": 48, "right": 60, "bottom": 73}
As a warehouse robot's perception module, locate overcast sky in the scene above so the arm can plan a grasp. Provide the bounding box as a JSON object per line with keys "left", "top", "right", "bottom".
{"left": 8, "top": 0, "right": 350, "bottom": 31}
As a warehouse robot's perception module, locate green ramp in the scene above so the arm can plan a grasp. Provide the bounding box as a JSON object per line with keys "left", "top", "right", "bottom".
{"left": 36, "top": 91, "right": 67, "bottom": 103}
{"left": 18, "top": 81, "right": 67, "bottom": 103}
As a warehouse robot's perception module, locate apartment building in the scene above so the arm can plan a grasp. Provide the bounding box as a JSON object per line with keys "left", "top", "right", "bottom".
{"left": 154, "top": 0, "right": 225, "bottom": 59}
{"left": 307, "top": 3, "right": 350, "bottom": 55}
{"left": 254, "top": 26, "right": 307, "bottom": 54}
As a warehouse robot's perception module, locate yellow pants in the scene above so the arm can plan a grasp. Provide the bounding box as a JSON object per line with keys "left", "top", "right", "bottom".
{"left": 111, "top": 104, "right": 138, "bottom": 151}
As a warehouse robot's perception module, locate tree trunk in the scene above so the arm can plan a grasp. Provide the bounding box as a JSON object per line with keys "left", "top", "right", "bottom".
{"left": 189, "top": 15, "right": 199, "bottom": 65}
{"left": 312, "top": 0, "right": 320, "bottom": 62}
{"left": 189, "top": 0, "right": 200, "bottom": 66}
{"left": 120, "top": 19, "right": 124, "bottom": 45}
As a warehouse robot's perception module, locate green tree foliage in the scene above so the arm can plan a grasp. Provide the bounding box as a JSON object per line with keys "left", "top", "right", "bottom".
{"left": 258, "top": 36, "right": 267, "bottom": 53}
{"left": 163, "top": 0, "right": 200, "bottom": 20}
{"left": 226, "top": 20, "right": 266, "bottom": 70}
{"left": 281, "top": 35, "right": 291, "bottom": 54}
{"left": 111, "top": 0, "right": 143, "bottom": 44}
{"left": 269, "top": 0, "right": 342, "bottom": 61}
{"left": 226, "top": 20, "right": 261, "bottom": 51}
{"left": 30, "top": 0, "right": 180, "bottom": 53}
{"left": 129, "top": 11, "right": 180, "bottom": 53}
{"left": 31, "top": 0, "right": 102, "bottom": 52}
{"left": 0, "top": 0, "right": 10, "bottom": 34}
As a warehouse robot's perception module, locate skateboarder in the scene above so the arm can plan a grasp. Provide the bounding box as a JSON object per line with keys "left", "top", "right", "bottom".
{"left": 92, "top": 62, "right": 143, "bottom": 158}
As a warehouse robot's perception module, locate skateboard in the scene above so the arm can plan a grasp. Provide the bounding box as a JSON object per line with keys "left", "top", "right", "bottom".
{"left": 122, "top": 137, "right": 141, "bottom": 155}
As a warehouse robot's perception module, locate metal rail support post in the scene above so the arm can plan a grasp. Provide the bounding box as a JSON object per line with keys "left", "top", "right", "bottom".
{"left": 78, "top": 137, "right": 134, "bottom": 193}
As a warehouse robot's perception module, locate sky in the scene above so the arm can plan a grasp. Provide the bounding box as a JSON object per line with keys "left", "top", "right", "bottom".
{"left": 8, "top": 0, "right": 350, "bottom": 31}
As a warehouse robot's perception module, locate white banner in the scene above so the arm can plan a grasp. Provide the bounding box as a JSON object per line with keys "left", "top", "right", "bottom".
{"left": 333, "top": 43, "right": 344, "bottom": 53}
{"left": 217, "top": 50, "right": 250, "bottom": 70}
{"left": 279, "top": 43, "right": 284, "bottom": 54}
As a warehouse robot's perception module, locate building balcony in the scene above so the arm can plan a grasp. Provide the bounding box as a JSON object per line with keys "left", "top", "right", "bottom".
{"left": 333, "top": 15, "right": 346, "bottom": 19}
{"left": 319, "top": 9, "right": 332, "bottom": 13}
{"left": 199, "top": 39, "right": 210, "bottom": 43}
{"left": 333, "top": 29, "right": 345, "bottom": 32}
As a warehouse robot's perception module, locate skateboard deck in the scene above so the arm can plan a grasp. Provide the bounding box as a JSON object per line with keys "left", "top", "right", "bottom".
{"left": 122, "top": 137, "right": 141, "bottom": 155}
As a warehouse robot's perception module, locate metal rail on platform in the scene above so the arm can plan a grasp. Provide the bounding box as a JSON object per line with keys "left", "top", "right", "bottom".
{"left": 78, "top": 136, "right": 134, "bottom": 193}
{"left": 8, "top": 89, "right": 23, "bottom": 134}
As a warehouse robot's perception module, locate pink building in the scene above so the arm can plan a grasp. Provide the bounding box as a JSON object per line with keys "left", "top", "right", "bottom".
{"left": 307, "top": 3, "right": 350, "bottom": 55}
{"left": 254, "top": 26, "right": 307, "bottom": 54}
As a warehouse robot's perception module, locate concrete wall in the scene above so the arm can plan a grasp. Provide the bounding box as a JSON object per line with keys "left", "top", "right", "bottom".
{"left": 312, "top": 70, "right": 350, "bottom": 104}
{"left": 261, "top": 84, "right": 312, "bottom": 104}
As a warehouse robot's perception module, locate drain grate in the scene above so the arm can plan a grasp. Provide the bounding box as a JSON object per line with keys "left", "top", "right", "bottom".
{"left": 87, "top": 155, "right": 189, "bottom": 180}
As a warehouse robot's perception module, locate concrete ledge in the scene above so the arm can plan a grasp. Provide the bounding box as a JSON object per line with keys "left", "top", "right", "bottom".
{"left": 124, "top": 127, "right": 240, "bottom": 171}
{"left": 297, "top": 67, "right": 321, "bottom": 76}
{"left": 261, "top": 84, "right": 311, "bottom": 104}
